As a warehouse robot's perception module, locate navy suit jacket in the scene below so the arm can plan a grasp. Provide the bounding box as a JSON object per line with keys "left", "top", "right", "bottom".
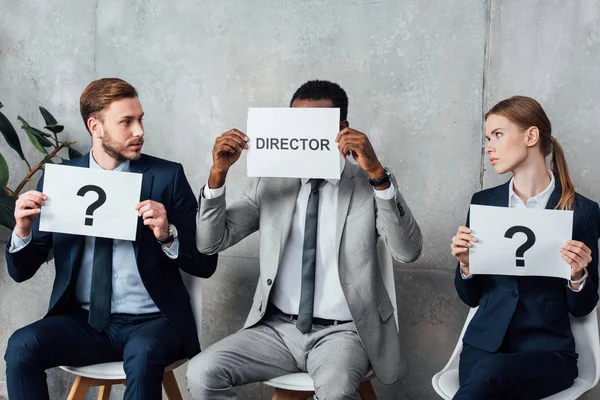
{"left": 5, "top": 153, "right": 218, "bottom": 358}
{"left": 455, "top": 179, "right": 600, "bottom": 354}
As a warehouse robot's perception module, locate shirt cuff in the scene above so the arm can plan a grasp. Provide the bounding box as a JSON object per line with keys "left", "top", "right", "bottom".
{"left": 373, "top": 182, "right": 396, "bottom": 200}
{"left": 203, "top": 181, "right": 225, "bottom": 199}
{"left": 567, "top": 279, "right": 586, "bottom": 292}
{"left": 162, "top": 237, "right": 180, "bottom": 259}
{"left": 9, "top": 231, "right": 32, "bottom": 253}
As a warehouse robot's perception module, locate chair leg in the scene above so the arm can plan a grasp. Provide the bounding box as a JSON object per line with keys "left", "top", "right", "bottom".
{"left": 97, "top": 384, "right": 112, "bottom": 400}
{"left": 67, "top": 375, "right": 92, "bottom": 400}
{"left": 162, "top": 370, "right": 183, "bottom": 400}
{"left": 272, "top": 388, "right": 314, "bottom": 399}
{"left": 358, "top": 380, "right": 377, "bottom": 400}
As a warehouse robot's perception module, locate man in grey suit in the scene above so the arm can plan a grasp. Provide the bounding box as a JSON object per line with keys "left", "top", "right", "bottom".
{"left": 187, "top": 80, "right": 422, "bottom": 399}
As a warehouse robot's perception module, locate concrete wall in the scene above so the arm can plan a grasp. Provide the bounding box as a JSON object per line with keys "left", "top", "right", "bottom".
{"left": 0, "top": 0, "right": 598, "bottom": 398}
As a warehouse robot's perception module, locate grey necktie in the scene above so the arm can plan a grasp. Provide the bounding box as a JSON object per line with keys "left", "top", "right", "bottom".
{"left": 88, "top": 237, "right": 113, "bottom": 331}
{"left": 297, "top": 178, "right": 324, "bottom": 333}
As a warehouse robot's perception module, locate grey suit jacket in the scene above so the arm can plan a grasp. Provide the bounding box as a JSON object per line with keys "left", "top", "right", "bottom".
{"left": 196, "top": 161, "right": 423, "bottom": 384}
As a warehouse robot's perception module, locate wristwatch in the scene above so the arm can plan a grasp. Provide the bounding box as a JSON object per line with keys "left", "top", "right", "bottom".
{"left": 368, "top": 167, "right": 391, "bottom": 187}
{"left": 571, "top": 267, "right": 588, "bottom": 284}
{"left": 157, "top": 224, "right": 178, "bottom": 245}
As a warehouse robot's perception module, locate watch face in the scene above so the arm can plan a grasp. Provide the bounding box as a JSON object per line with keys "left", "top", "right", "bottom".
{"left": 169, "top": 224, "right": 178, "bottom": 238}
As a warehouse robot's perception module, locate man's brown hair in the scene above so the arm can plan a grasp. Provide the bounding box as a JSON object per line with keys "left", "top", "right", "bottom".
{"left": 80, "top": 78, "right": 138, "bottom": 134}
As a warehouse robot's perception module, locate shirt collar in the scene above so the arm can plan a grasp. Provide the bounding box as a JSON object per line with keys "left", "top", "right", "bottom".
{"left": 509, "top": 169, "right": 555, "bottom": 208}
{"left": 89, "top": 149, "right": 131, "bottom": 172}
{"left": 301, "top": 158, "right": 345, "bottom": 186}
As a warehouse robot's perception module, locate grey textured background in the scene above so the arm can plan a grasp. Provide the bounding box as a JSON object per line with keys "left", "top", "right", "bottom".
{"left": 0, "top": 0, "right": 599, "bottom": 398}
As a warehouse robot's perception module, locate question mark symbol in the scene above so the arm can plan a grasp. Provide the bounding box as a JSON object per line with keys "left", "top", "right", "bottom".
{"left": 77, "top": 185, "right": 107, "bottom": 226}
{"left": 504, "top": 226, "right": 536, "bottom": 267}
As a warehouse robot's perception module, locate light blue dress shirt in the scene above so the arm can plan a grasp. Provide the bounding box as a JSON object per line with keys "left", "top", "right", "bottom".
{"left": 9, "top": 150, "right": 180, "bottom": 314}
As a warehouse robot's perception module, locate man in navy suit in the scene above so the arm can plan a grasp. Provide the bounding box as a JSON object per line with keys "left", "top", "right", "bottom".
{"left": 4, "top": 78, "right": 218, "bottom": 400}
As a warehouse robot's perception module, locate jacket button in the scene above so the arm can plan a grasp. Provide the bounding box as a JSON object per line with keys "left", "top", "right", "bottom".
{"left": 511, "top": 290, "right": 518, "bottom": 298}
{"left": 267, "top": 279, "right": 273, "bottom": 286}
{"left": 397, "top": 203, "right": 405, "bottom": 216}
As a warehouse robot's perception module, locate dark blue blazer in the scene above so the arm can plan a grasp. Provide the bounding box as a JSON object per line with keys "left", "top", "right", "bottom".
{"left": 455, "top": 179, "right": 600, "bottom": 354}
{"left": 5, "top": 153, "right": 218, "bottom": 358}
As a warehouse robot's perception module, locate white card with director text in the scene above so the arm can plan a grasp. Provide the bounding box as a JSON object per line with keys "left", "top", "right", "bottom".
{"left": 246, "top": 108, "right": 342, "bottom": 179}
{"left": 39, "top": 164, "right": 142, "bottom": 241}
{"left": 468, "top": 204, "right": 573, "bottom": 280}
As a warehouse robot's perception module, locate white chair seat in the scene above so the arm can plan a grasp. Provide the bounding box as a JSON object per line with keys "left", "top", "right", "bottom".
{"left": 59, "top": 359, "right": 186, "bottom": 380}
{"left": 433, "top": 369, "right": 459, "bottom": 399}
{"left": 263, "top": 370, "right": 375, "bottom": 391}
{"left": 263, "top": 373, "right": 317, "bottom": 391}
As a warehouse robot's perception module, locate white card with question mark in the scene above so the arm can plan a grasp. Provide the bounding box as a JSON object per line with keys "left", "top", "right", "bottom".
{"left": 39, "top": 164, "right": 142, "bottom": 241}
{"left": 468, "top": 204, "right": 573, "bottom": 280}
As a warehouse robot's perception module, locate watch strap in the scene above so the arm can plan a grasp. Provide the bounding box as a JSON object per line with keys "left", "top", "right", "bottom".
{"left": 368, "top": 167, "right": 391, "bottom": 187}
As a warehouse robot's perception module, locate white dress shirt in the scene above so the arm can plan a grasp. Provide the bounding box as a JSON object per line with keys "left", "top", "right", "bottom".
{"left": 508, "top": 170, "right": 555, "bottom": 209}
{"left": 463, "top": 171, "right": 584, "bottom": 291}
{"left": 9, "top": 149, "right": 180, "bottom": 313}
{"left": 203, "top": 163, "right": 396, "bottom": 321}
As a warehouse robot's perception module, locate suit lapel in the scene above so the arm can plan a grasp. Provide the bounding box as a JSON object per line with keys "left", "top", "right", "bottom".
{"left": 488, "top": 180, "right": 510, "bottom": 207}
{"left": 69, "top": 152, "right": 91, "bottom": 168}
{"left": 276, "top": 179, "right": 301, "bottom": 267}
{"left": 130, "top": 155, "right": 152, "bottom": 259}
{"left": 335, "top": 163, "right": 357, "bottom": 256}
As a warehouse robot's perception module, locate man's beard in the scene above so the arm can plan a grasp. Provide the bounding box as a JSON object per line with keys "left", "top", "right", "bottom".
{"left": 102, "top": 130, "right": 143, "bottom": 162}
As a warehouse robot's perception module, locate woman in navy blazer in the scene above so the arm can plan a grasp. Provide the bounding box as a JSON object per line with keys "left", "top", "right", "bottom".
{"left": 450, "top": 96, "right": 600, "bottom": 399}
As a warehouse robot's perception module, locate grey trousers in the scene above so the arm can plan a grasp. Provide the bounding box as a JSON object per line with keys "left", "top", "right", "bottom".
{"left": 186, "top": 309, "right": 370, "bottom": 400}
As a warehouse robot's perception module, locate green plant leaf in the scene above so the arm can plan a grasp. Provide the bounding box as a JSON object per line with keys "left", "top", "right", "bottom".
{"left": 45, "top": 124, "right": 64, "bottom": 134}
{"left": 26, "top": 131, "right": 46, "bottom": 153}
{"left": 0, "top": 111, "right": 25, "bottom": 160}
{"left": 0, "top": 152, "right": 8, "bottom": 188}
{"left": 44, "top": 155, "right": 54, "bottom": 164}
{"left": 18, "top": 116, "right": 53, "bottom": 148}
{"left": 32, "top": 130, "right": 53, "bottom": 147}
{"left": 69, "top": 147, "right": 83, "bottom": 160}
{"left": 0, "top": 189, "right": 16, "bottom": 229}
{"left": 39, "top": 107, "right": 64, "bottom": 134}
{"left": 0, "top": 101, "right": 3, "bottom": 109}
{"left": 39, "top": 106, "right": 58, "bottom": 126}
{"left": 32, "top": 126, "right": 52, "bottom": 138}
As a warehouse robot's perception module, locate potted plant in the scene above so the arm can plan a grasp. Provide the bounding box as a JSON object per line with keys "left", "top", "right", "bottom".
{"left": 0, "top": 101, "right": 82, "bottom": 230}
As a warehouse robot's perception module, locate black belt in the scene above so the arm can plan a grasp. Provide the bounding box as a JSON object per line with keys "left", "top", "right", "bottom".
{"left": 269, "top": 304, "right": 351, "bottom": 327}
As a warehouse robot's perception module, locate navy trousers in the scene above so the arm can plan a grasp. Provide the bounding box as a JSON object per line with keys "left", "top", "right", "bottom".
{"left": 4, "top": 307, "right": 186, "bottom": 400}
{"left": 454, "top": 344, "right": 578, "bottom": 400}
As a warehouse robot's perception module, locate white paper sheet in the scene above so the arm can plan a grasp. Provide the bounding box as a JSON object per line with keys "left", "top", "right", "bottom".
{"left": 469, "top": 204, "right": 573, "bottom": 279}
{"left": 39, "top": 164, "right": 142, "bottom": 241}
{"left": 246, "top": 107, "right": 342, "bottom": 179}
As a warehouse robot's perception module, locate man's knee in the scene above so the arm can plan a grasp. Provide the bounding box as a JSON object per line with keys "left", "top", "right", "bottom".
{"left": 186, "top": 349, "right": 231, "bottom": 393}
{"left": 123, "top": 335, "right": 172, "bottom": 380}
{"left": 5, "top": 327, "right": 43, "bottom": 369}
{"left": 314, "top": 371, "right": 363, "bottom": 400}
